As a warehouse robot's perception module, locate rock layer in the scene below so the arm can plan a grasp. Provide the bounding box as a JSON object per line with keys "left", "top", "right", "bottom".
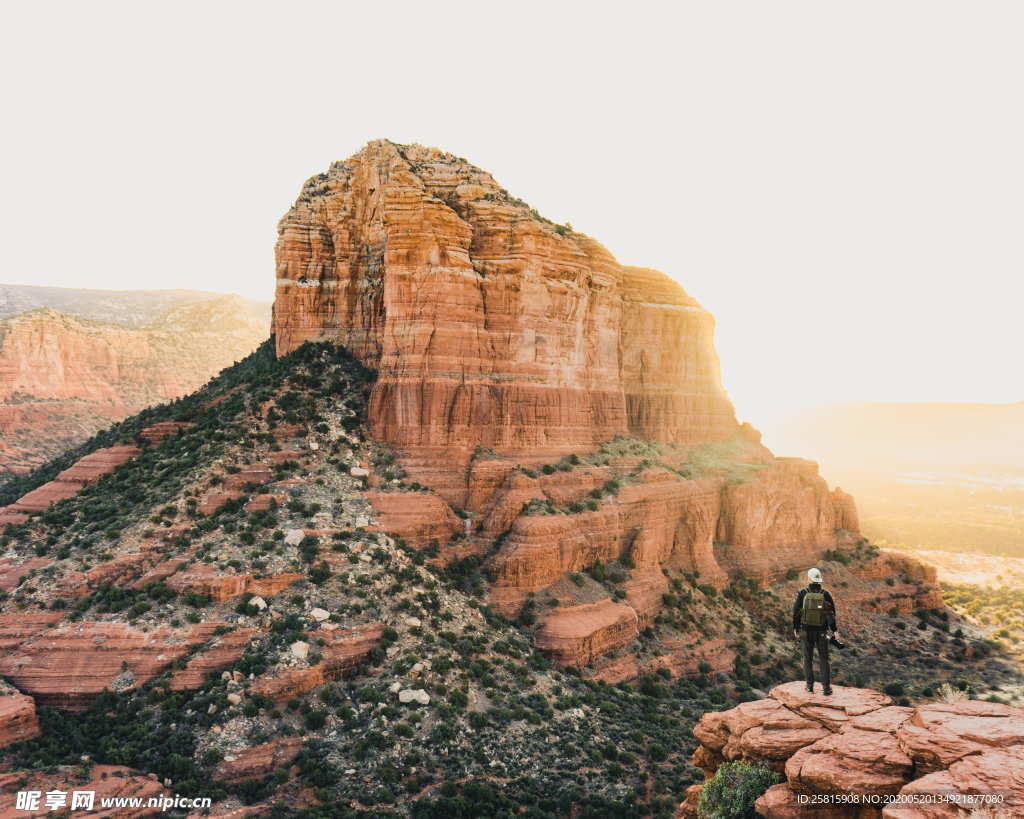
{"left": 0, "top": 621, "right": 227, "bottom": 709}
{"left": 215, "top": 737, "right": 304, "bottom": 784}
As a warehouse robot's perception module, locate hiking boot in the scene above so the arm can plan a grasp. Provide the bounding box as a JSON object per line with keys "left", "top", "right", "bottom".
{"left": 805, "top": 684, "right": 814, "bottom": 693}
{"left": 822, "top": 687, "right": 833, "bottom": 696}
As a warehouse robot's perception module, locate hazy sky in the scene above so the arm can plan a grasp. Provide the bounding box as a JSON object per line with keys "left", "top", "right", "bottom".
{"left": 2, "top": 1, "right": 1021, "bottom": 425}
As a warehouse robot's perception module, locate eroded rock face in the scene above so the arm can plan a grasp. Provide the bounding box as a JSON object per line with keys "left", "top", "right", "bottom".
{"left": 895, "top": 700, "right": 1024, "bottom": 774}
{"left": 365, "top": 491, "right": 461, "bottom": 548}
{"left": 487, "top": 459, "right": 859, "bottom": 621}
{"left": 0, "top": 417, "right": 196, "bottom": 527}
{"left": 273, "top": 140, "right": 738, "bottom": 505}
{"left": 684, "top": 683, "right": 1024, "bottom": 819}
{"left": 0, "top": 444, "right": 141, "bottom": 526}
{"left": 169, "top": 629, "right": 258, "bottom": 691}
{"left": 0, "top": 557, "right": 52, "bottom": 592}
{"left": 715, "top": 459, "right": 843, "bottom": 582}
{"left": 884, "top": 745, "right": 1024, "bottom": 818}
{"left": 165, "top": 565, "right": 304, "bottom": 603}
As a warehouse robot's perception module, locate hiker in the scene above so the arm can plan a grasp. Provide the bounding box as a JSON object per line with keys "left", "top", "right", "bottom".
{"left": 792, "top": 567, "right": 840, "bottom": 695}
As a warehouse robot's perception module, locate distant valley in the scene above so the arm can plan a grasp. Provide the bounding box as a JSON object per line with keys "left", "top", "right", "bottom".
{"left": 764, "top": 401, "right": 1024, "bottom": 560}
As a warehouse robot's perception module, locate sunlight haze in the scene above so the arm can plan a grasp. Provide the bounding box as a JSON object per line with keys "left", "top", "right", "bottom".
{"left": 1, "top": 1, "right": 1021, "bottom": 427}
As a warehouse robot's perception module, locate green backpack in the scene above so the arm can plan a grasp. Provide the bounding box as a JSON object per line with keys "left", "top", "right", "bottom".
{"left": 801, "top": 588, "right": 826, "bottom": 627}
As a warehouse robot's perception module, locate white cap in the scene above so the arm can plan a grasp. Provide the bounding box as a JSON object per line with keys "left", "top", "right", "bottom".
{"left": 807, "top": 567, "right": 823, "bottom": 583}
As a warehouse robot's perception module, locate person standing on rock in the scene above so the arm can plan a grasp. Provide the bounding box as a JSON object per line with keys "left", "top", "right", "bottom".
{"left": 792, "top": 567, "right": 839, "bottom": 695}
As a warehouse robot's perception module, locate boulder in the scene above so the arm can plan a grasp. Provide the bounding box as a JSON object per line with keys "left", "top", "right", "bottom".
{"left": 398, "top": 689, "right": 430, "bottom": 706}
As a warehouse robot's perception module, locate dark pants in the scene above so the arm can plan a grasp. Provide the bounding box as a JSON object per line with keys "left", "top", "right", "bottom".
{"left": 802, "top": 628, "right": 830, "bottom": 690}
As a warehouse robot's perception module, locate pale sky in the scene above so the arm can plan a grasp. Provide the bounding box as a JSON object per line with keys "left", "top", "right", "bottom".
{"left": 1, "top": 1, "right": 1021, "bottom": 426}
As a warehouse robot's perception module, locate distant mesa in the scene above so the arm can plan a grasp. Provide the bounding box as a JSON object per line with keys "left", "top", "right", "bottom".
{"left": 0, "top": 288, "right": 270, "bottom": 479}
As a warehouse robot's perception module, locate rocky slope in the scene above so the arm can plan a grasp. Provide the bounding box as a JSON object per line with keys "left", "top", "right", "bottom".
{"left": 685, "top": 682, "right": 1024, "bottom": 818}
{"left": 0, "top": 293, "right": 269, "bottom": 477}
{"left": 0, "top": 340, "right": 1016, "bottom": 817}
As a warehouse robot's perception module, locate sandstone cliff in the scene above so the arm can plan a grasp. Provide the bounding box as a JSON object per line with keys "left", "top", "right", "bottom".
{"left": 273, "top": 140, "right": 738, "bottom": 503}
{"left": 0, "top": 294, "right": 269, "bottom": 477}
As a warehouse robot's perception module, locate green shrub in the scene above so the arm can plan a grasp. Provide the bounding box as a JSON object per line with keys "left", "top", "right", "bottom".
{"left": 698, "top": 761, "right": 781, "bottom": 818}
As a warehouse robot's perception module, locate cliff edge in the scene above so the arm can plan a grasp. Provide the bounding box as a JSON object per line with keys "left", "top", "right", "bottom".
{"left": 683, "top": 682, "right": 1024, "bottom": 818}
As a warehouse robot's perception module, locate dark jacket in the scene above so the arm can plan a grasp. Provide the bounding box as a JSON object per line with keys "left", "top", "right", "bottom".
{"left": 793, "top": 583, "right": 838, "bottom": 631}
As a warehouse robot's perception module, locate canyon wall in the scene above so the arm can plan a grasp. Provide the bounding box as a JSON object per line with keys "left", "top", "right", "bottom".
{"left": 0, "top": 294, "right": 268, "bottom": 477}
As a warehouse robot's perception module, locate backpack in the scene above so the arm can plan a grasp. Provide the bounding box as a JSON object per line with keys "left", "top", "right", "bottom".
{"left": 801, "top": 588, "right": 826, "bottom": 627}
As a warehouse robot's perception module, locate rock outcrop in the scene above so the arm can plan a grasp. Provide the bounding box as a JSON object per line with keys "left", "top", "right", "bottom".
{"left": 0, "top": 294, "right": 268, "bottom": 477}
{"left": 0, "top": 445, "right": 141, "bottom": 526}
{"left": 168, "top": 628, "right": 259, "bottom": 691}
{"left": 534, "top": 600, "right": 639, "bottom": 667}
{"left": 250, "top": 623, "right": 384, "bottom": 701}
{"left": 0, "top": 621, "right": 229, "bottom": 709}
{"left": 0, "top": 683, "right": 40, "bottom": 748}
{"left": 0, "top": 764, "right": 167, "bottom": 817}
{"left": 0, "top": 421, "right": 194, "bottom": 527}
{"left": 214, "top": 737, "right": 304, "bottom": 784}
{"left": 165, "top": 565, "right": 303, "bottom": 603}
{"left": 686, "top": 683, "right": 1024, "bottom": 818}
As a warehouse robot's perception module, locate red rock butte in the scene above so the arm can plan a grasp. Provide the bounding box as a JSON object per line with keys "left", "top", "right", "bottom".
{"left": 266, "top": 141, "right": 943, "bottom": 675}
{"left": 273, "top": 140, "right": 738, "bottom": 498}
